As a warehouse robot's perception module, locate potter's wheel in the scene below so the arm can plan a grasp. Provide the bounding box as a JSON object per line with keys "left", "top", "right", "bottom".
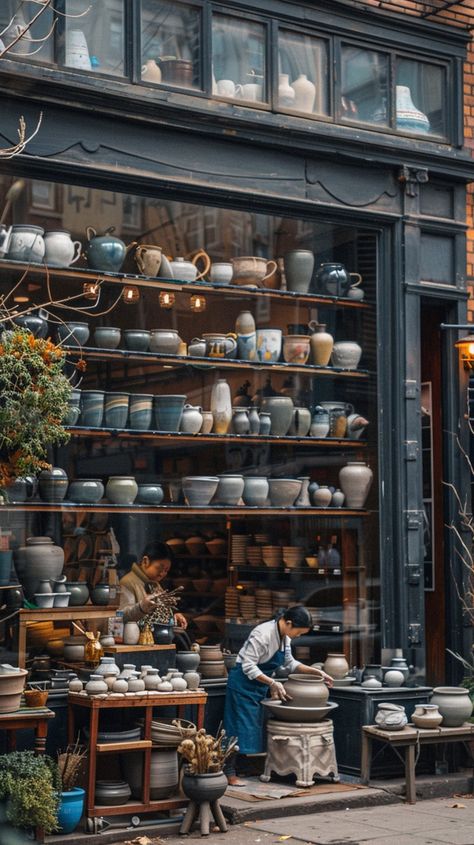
{"left": 262, "top": 700, "right": 338, "bottom": 722}
{"left": 332, "top": 676, "right": 357, "bottom": 687}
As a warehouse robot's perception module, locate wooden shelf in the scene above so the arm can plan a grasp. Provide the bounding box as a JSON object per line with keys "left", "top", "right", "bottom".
{"left": 66, "top": 426, "right": 366, "bottom": 448}
{"left": 96, "top": 739, "right": 152, "bottom": 753}
{"left": 2, "top": 503, "right": 368, "bottom": 517}
{"left": 0, "top": 258, "right": 369, "bottom": 310}
{"left": 63, "top": 345, "right": 370, "bottom": 379}
{"left": 19, "top": 607, "right": 117, "bottom": 620}
{"left": 103, "top": 643, "right": 176, "bottom": 653}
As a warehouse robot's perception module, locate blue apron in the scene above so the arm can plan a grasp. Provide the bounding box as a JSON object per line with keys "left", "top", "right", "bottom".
{"left": 224, "top": 635, "right": 286, "bottom": 754}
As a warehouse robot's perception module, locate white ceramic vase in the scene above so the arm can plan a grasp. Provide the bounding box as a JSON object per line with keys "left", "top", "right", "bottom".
{"left": 211, "top": 379, "right": 232, "bottom": 434}
{"left": 66, "top": 29, "right": 91, "bottom": 70}
{"left": 123, "top": 622, "right": 140, "bottom": 645}
{"left": 339, "top": 462, "right": 373, "bottom": 508}
{"left": 278, "top": 73, "right": 296, "bottom": 108}
{"left": 291, "top": 74, "right": 316, "bottom": 113}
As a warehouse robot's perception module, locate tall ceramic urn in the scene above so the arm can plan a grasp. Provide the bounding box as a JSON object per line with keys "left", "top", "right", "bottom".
{"left": 339, "top": 462, "right": 373, "bottom": 508}
{"left": 211, "top": 379, "right": 232, "bottom": 434}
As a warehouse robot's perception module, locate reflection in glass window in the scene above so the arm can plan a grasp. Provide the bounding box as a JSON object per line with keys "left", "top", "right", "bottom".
{"left": 141, "top": 1, "right": 201, "bottom": 90}
{"left": 396, "top": 59, "right": 445, "bottom": 137}
{"left": 212, "top": 15, "right": 266, "bottom": 104}
{"left": 0, "top": 0, "right": 54, "bottom": 64}
{"left": 63, "top": 0, "right": 124, "bottom": 76}
{"left": 278, "top": 31, "right": 328, "bottom": 116}
{"left": 341, "top": 47, "right": 389, "bottom": 126}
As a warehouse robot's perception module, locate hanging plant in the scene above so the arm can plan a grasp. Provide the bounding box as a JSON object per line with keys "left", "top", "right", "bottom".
{"left": 0, "top": 328, "right": 71, "bottom": 486}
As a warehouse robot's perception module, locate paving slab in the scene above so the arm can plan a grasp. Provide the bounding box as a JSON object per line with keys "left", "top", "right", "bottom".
{"left": 428, "top": 827, "right": 474, "bottom": 845}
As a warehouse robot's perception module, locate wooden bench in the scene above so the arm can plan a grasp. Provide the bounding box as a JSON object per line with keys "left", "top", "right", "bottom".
{"left": 361, "top": 723, "right": 474, "bottom": 804}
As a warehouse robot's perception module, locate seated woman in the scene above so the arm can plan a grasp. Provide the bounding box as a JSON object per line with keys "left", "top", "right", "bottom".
{"left": 119, "top": 541, "right": 187, "bottom": 628}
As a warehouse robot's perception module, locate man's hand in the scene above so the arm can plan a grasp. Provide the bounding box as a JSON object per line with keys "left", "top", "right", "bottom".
{"left": 320, "top": 671, "right": 334, "bottom": 688}
{"left": 139, "top": 594, "right": 159, "bottom": 614}
{"left": 174, "top": 612, "right": 188, "bottom": 629}
{"left": 270, "top": 681, "right": 292, "bottom": 701}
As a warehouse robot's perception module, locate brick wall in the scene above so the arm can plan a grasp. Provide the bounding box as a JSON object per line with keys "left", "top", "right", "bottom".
{"left": 349, "top": 0, "right": 474, "bottom": 317}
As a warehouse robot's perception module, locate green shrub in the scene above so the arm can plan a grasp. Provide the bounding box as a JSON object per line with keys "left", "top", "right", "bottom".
{"left": 0, "top": 751, "right": 61, "bottom": 833}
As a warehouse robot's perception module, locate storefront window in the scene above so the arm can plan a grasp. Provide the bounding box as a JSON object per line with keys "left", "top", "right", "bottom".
{"left": 340, "top": 46, "right": 389, "bottom": 126}
{"left": 0, "top": 0, "right": 54, "bottom": 64}
{"left": 0, "top": 176, "right": 380, "bottom": 668}
{"left": 212, "top": 14, "right": 267, "bottom": 103}
{"left": 141, "top": 1, "right": 201, "bottom": 90}
{"left": 396, "top": 58, "right": 446, "bottom": 137}
{"left": 62, "top": 0, "right": 124, "bottom": 76}
{"left": 277, "top": 30, "right": 329, "bottom": 116}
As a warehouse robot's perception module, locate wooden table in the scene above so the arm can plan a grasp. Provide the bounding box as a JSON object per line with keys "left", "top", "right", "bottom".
{"left": 68, "top": 690, "right": 207, "bottom": 821}
{"left": 17, "top": 607, "right": 117, "bottom": 668}
{"left": 361, "top": 723, "right": 474, "bottom": 803}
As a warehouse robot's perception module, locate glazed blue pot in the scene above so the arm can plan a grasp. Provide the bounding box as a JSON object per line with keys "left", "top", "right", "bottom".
{"left": 104, "top": 392, "right": 129, "bottom": 429}
{"left": 80, "top": 390, "right": 104, "bottom": 427}
{"left": 154, "top": 395, "right": 186, "bottom": 432}
{"left": 68, "top": 479, "right": 104, "bottom": 504}
{"left": 57, "top": 787, "right": 85, "bottom": 834}
{"left": 136, "top": 483, "right": 164, "bottom": 505}
{"left": 129, "top": 394, "right": 153, "bottom": 430}
{"left": 85, "top": 226, "right": 128, "bottom": 273}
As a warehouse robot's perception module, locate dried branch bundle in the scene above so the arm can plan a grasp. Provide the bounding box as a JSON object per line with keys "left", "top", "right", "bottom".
{"left": 57, "top": 738, "right": 87, "bottom": 791}
{"left": 177, "top": 727, "right": 237, "bottom": 774}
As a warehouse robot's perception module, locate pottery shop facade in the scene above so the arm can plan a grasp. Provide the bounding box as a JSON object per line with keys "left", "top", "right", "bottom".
{"left": 0, "top": 0, "right": 472, "bottom": 689}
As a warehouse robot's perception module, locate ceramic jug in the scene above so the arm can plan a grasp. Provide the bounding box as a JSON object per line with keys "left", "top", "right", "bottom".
{"left": 180, "top": 404, "right": 203, "bottom": 434}
{"left": 308, "top": 322, "right": 334, "bottom": 366}
{"left": 135, "top": 244, "right": 163, "bottom": 277}
{"left": 44, "top": 231, "right": 82, "bottom": 268}
{"left": 85, "top": 226, "right": 136, "bottom": 273}
{"left": 203, "top": 333, "right": 238, "bottom": 359}
{"left": 315, "top": 263, "right": 362, "bottom": 297}
{"left": 170, "top": 250, "right": 211, "bottom": 282}
{"left": 142, "top": 58, "right": 162, "bottom": 83}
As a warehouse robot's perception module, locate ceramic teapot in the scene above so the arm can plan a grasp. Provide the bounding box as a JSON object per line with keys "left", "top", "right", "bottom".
{"left": 314, "top": 263, "right": 362, "bottom": 297}
{"left": 169, "top": 249, "right": 211, "bottom": 283}
{"left": 203, "top": 332, "right": 238, "bottom": 359}
{"left": 85, "top": 226, "right": 136, "bottom": 273}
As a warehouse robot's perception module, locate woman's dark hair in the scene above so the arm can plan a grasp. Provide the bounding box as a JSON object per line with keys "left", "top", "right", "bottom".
{"left": 279, "top": 605, "right": 312, "bottom": 629}
{"left": 141, "top": 541, "right": 175, "bottom": 564}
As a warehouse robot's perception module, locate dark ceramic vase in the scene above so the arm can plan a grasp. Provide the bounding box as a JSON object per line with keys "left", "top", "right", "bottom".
{"left": 66, "top": 581, "right": 90, "bottom": 606}
{"left": 182, "top": 771, "right": 228, "bottom": 803}
{"left": 57, "top": 321, "right": 90, "bottom": 347}
{"left": 91, "top": 582, "right": 111, "bottom": 606}
{"left": 13, "top": 311, "right": 49, "bottom": 338}
{"left": 153, "top": 623, "right": 174, "bottom": 644}
{"left": 5, "top": 584, "right": 24, "bottom": 608}
{"left": 38, "top": 467, "right": 69, "bottom": 502}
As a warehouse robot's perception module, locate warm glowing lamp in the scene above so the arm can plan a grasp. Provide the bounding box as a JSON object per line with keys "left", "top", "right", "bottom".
{"left": 189, "top": 294, "right": 206, "bottom": 312}
{"left": 159, "top": 291, "right": 175, "bottom": 309}
{"left": 123, "top": 285, "right": 140, "bottom": 304}
{"left": 83, "top": 282, "right": 100, "bottom": 300}
{"left": 455, "top": 333, "right": 474, "bottom": 370}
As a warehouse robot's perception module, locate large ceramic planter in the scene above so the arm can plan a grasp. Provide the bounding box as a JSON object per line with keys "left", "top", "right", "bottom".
{"left": 430, "top": 687, "right": 473, "bottom": 727}
{"left": 104, "top": 392, "right": 130, "bottom": 429}
{"left": 106, "top": 476, "right": 138, "bottom": 505}
{"left": 339, "top": 462, "right": 373, "bottom": 508}
{"left": 95, "top": 781, "right": 131, "bottom": 806}
{"left": 284, "top": 674, "right": 329, "bottom": 707}
{"left": 214, "top": 475, "right": 244, "bottom": 506}
{"left": 182, "top": 771, "right": 228, "bottom": 803}
{"left": 284, "top": 250, "right": 315, "bottom": 293}
{"left": 38, "top": 467, "right": 68, "bottom": 502}
{"left": 268, "top": 478, "right": 302, "bottom": 507}
{"left": 57, "top": 787, "right": 85, "bottom": 834}
{"left": 260, "top": 396, "right": 294, "bottom": 436}
{"left": 129, "top": 394, "right": 153, "bottom": 430}
{"left": 67, "top": 479, "right": 104, "bottom": 504}
{"left": 14, "top": 537, "right": 64, "bottom": 600}
{"left": 154, "top": 395, "right": 186, "bottom": 432}
{"left": 80, "top": 390, "right": 104, "bottom": 427}
{"left": 127, "top": 749, "right": 179, "bottom": 799}
{"left": 243, "top": 477, "right": 269, "bottom": 506}
{"left": 182, "top": 476, "right": 219, "bottom": 506}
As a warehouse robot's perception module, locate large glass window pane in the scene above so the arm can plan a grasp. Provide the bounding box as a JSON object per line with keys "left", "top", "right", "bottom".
{"left": 341, "top": 46, "right": 389, "bottom": 126}
{"left": 212, "top": 14, "right": 267, "bottom": 104}
{"left": 0, "top": 1, "right": 54, "bottom": 64}
{"left": 278, "top": 30, "right": 329, "bottom": 116}
{"left": 141, "top": 1, "right": 201, "bottom": 90}
{"left": 396, "top": 58, "right": 446, "bottom": 137}
{"left": 62, "top": 0, "right": 124, "bottom": 76}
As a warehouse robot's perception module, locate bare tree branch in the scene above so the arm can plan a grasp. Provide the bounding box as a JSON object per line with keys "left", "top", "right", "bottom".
{"left": 0, "top": 113, "right": 43, "bottom": 159}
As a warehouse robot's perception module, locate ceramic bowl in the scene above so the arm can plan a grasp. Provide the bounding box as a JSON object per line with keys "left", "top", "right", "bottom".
{"left": 206, "top": 538, "right": 227, "bottom": 556}
{"left": 35, "top": 593, "right": 55, "bottom": 608}
{"left": 182, "top": 476, "right": 219, "bottom": 507}
{"left": 123, "top": 329, "right": 151, "bottom": 352}
{"left": 268, "top": 478, "right": 302, "bottom": 507}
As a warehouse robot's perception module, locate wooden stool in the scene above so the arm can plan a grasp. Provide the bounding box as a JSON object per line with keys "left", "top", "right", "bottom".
{"left": 180, "top": 797, "right": 228, "bottom": 836}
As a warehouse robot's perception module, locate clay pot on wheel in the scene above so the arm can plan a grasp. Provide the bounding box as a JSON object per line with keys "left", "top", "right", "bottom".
{"left": 284, "top": 674, "right": 329, "bottom": 706}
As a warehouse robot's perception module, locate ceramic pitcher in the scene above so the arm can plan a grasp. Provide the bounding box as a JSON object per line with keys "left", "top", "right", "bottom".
{"left": 135, "top": 244, "right": 163, "bottom": 277}
{"left": 170, "top": 249, "right": 210, "bottom": 282}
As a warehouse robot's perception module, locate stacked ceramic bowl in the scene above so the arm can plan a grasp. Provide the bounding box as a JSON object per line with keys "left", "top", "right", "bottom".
{"left": 272, "top": 589, "right": 296, "bottom": 612}
{"left": 231, "top": 535, "right": 250, "bottom": 563}
{"left": 256, "top": 589, "right": 273, "bottom": 618}
{"left": 246, "top": 545, "right": 263, "bottom": 567}
{"left": 239, "top": 594, "right": 256, "bottom": 619}
{"left": 150, "top": 718, "right": 195, "bottom": 747}
{"left": 262, "top": 546, "right": 283, "bottom": 568}
{"left": 225, "top": 587, "right": 240, "bottom": 617}
{"left": 282, "top": 546, "right": 305, "bottom": 569}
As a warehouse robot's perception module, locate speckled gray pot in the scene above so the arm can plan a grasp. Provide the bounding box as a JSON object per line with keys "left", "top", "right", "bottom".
{"left": 136, "top": 483, "right": 164, "bottom": 505}
{"left": 67, "top": 479, "right": 104, "bottom": 504}
{"left": 94, "top": 326, "right": 121, "bottom": 349}
{"left": 124, "top": 329, "right": 150, "bottom": 351}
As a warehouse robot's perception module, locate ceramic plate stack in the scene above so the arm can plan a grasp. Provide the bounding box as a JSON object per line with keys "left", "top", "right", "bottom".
{"left": 254, "top": 533, "right": 271, "bottom": 545}
{"left": 239, "top": 594, "right": 257, "bottom": 619}
{"left": 272, "top": 589, "right": 296, "bottom": 612}
{"left": 246, "top": 545, "right": 263, "bottom": 567}
{"left": 282, "top": 546, "right": 305, "bottom": 569}
{"left": 225, "top": 587, "right": 240, "bottom": 617}
{"left": 256, "top": 588, "right": 273, "bottom": 618}
{"left": 262, "top": 546, "right": 283, "bottom": 568}
{"left": 231, "top": 535, "right": 250, "bottom": 564}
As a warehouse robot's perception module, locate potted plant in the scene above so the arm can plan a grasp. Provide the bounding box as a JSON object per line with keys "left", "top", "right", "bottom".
{"left": 56, "top": 740, "right": 87, "bottom": 834}
{"left": 0, "top": 328, "right": 71, "bottom": 490}
{"left": 178, "top": 727, "right": 237, "bottom": 803}
{"left": 0, "top": 751, "right": 60, "bottom": 837}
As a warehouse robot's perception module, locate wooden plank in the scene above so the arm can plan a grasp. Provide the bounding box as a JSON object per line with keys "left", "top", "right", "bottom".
{"left": 5, "top": 504, "right": 369, "bottom": 517}
{"left": 67, "top": 427, "right": 365, "bottom": 449}
{"left": 96, "top": 740, "right": 152, "bottom": 752}
{"left": 88, "top": 798, "right": 188, "bottom": 817}
{"left": 103, "top": 644, "right": 176, "bottom": 653}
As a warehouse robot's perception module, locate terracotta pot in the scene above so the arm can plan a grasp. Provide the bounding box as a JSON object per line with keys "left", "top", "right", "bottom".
{"left": 431, "top": 687, "right": 473, "bottom": 727}
{"left": 284, "top": 674, "right": 329, "bottom": 706}
{"left": 412, "top": 704, "right": 443, "bottom": 729}
{"left": 323, "top": 653, "right": 349, "bottom": 680}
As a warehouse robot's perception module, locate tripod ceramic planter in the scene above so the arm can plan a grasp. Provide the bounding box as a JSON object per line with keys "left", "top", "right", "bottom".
{"left": 180, "top": 771, "right": 228, "bottom": 836}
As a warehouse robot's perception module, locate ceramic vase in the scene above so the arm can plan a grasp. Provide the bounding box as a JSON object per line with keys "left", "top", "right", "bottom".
{"left": 182, "top": 476, "right": 219, "bottom": 506}
{"left": 235, "top": 311, "right": 256, "bottom": 334}
{"left": 383, "top": 669, "right": 405, "bottom": 687}
{"left": 232, "top": 408, "right": 250, "bottom": 434}
{"left": 284, "top": 674, "right": 329, "bottom": 706}
{"left": 430, "top": 687, "right": 473, "bottom": 727}
{"left": 124, "top": 329, "right": 150, "bottom": 351}
{"left": 278, "top": 73, "right": 296, "bottom": 108}
{"left": 13, "top": 311, "right": 48, "bottom": 338}
{"left": 323, "top": 653, "right": 349, "bottom": 679}
{"left": 331, "top": 489, "right": 345, "bottom": 507}
{"left": 412, "top": 704, "right": 443, "bottom": 729}
{"left": 38, "top": 467, "right": 68, "bottom": 502}
{"left": 180, "top": 405, "right": 203, "bottom": 434}
{"left": 80, "top": 390, "right": 104, "bottom": 427}
{"left": 66, "top": 29, "right": 91, "bottom": 70}
{"left": 311, "top": 485, "right": 332, "bottom": 508}
{"left": 310, "top": 406, "right": 330, "bottom": 438}
{"left": 57, "top": 321, "right": 90, "bottom": 347}
{"left": 256, "top": 329, "right": 282, "bottom": 362}
{"left": 309, "top": 323, "right": 334, "bottom": 366}
{"left": 248, "top": 407, "right": 260, "bottom": 434}
{"left": 289, "top": 407, "right": 311, "bottom": 436}
{"left": 176, "top": 651, "right": 201, "bottom": 672}
{"left": 129, "top": 394, "right": 153, "bottom": 430}
{"left": 331, "top": 341, "right": 362, "bottom": 370}
{"left": 260, "top": 396, "right": 294, "bottom": 436}
{"left": 106, "top": 476, "right": 138, "bottom": 505}
{"left": 123, "top": 622, "right": 140, "bottom": 645}
{"left": 211, "top": 379, "right": 232, "bottom": 434}
{"left": 284, "top": 250, "right": 314, "bottom": 293}
{"left": 291, "top": 74, "right": 316, "bottom": 112}
{"left": 259, "top": 412, "right": 272, "bottom": 435}
{"left": 154, "top": 395, "right": 186, "bottom": 432}
{"left": 237, "top": 332, "right": 257, "bottom": 361}
{"left": 339, "top": 462, "right": 373, "bottom": 508}
{"left": 295, "top": 477, "right": 311, "bottom": 507}
{"left": 200, "top": 411, "right": 214, "bottom": 434}
{"left": 66, "top": 581, "right": 90, "bottom": 606}
{"left": 85, "top": 674, "right": 108, "bottom": 696}
{"left": 396, "top": 85, "right": 430, "bottom": 134}
{"left": 243, "top": 477, "right": 269, "bottom": 506}
{"left": 14, "top": 537, "right": 64, "bottom": 601}
{"left": 182, "top": 772, "right": 228, "bottom": 804}
{"left": 283, "top": 335, "right": 310, "bottom": 365}
{"left": 150, "top": 329, "right": 181, "bottom": 355}
{"left": 57, "top": 787, "right": 85, "bottom": 834}
{"left": 183, "top": 670, "right": 200, "bottom": 690}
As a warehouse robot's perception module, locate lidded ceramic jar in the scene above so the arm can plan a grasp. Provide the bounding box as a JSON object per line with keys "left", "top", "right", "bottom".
{"left": 430, "top": 687, "right": 473, "bottom": 727}
{"left": 96, "top": 656, "right": 120, "bottom": 679}
{"left": 412, "top": 704, "right": 443, "bottom": 729}
{"left": 85, "top": 674, "right": 108, "bottom": 696}
{"left": 119, "top": 663, "right": 136, "bottom": 679}
{"left": 323, "top": 653, "right": 349, "bottom": 680}
{"left": 283, "top": 674, "right": 329, "bottom": 706}
{"left": 144, "top": 668, "right": 161, "bottom": 690}
{"left": 68, "top": 675, "right": 83, "bottom": 693}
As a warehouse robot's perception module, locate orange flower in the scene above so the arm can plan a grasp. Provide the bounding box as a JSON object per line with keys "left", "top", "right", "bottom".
{"left": 76, "top": 359, "right": 87, "bottom": 372}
